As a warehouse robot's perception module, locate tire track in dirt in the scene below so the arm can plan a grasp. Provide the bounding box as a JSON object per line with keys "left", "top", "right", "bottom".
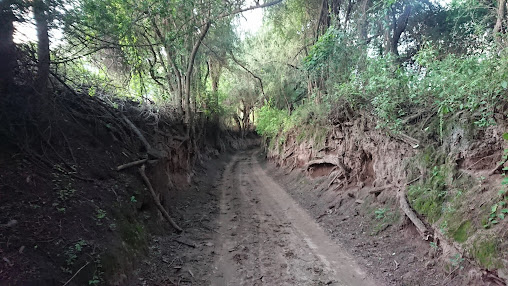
{"left": 211, "top": 150, "right": 378, "bottom": 286}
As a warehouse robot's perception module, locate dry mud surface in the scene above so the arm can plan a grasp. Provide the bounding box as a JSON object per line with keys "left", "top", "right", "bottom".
{"left": 210, "top": 151, "right": 375, "bottom": 286}
{"left": 139, "top": 150, "right": 378, "bottom": 285}
{"left": 138, "top": 148, "right": 496, "bottom": 286}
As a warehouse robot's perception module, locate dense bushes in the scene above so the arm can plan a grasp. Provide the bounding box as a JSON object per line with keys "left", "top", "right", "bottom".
{"left": 257, "top": 44, "right": 508, "bottom": 140}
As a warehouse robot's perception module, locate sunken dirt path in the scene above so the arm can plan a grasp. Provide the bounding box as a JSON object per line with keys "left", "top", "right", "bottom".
{"left": 209, "top": 150, "right": 378, "bottom": 286}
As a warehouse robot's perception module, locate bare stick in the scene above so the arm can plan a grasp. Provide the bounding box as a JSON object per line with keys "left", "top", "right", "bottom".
{"left": 405, "top": 176, "right": 422, "bottom": 186}
{"left": 117, "top": 159, "right": 148, "bottom": 171}
{"left": 174, "top": 238, "right": 196, "bottom": 248}
{"left": 62, "top": 261, "right": 90, "bottom": 286}
{"left": 139, "top": 165, "right": 183, "bottom": 232}
{"left": 327, "top": 171, "right": 343, "bottom": 189}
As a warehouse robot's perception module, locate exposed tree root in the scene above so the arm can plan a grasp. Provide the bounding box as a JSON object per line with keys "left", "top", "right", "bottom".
{"left": 117, "top": 158, "right": 149, "bottom": 171}
{"left": 122, "top": 114, "right": 166, "bottom": 158}
{"left": 397, "top": 188, "right": 432, "bottom": 240}
{"left": 139, "top": 165, "right": 183, "bottom": 233}
{"left": 305, "top": 155, "right": 351, "bottom": 174}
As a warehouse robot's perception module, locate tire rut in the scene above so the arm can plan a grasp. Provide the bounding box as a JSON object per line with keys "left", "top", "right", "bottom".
{"left": 211, "top": 150, "right": 378, "bottom": 286}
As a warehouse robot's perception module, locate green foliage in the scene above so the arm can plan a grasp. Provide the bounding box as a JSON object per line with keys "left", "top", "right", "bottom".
{"left": 370, "top": 207, "right": 399, "bottom": 236}
{"left": 452, "top": 220, "right": 471, "bottom": 243}
{"left": 304, "top": 28, "right": 338, "bottom": 74}
{"left": 95, "top": 208, "right": 107, "bottom": 225}
{"left": 374, "top": 208, "right": 388, "bottom": 220}
{"left": 408, "top": 165, "right": 449, "bottom": 223}
{"left": 483, "top": 194, "right": 508, "bottom": 229}
{"left": 64, "top": 239, "right": 88, "bottom": 268}
{"left": 471, "top": 239, "right": 501, "bottom": 270}
{"left": 450, "top": 253, "right": 465, "bottom": 269}
{"left": 255, "top": 105, "right": 289, "bottom": 138}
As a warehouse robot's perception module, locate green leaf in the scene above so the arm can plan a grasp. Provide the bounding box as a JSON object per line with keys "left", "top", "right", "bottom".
{"left": 501, "top": 209, "right": 508, "bottom": 213}
{"left": 492, "top": 220, "right": 499, "bottom": 224}
{"left": 491, "top": 204, "right": 498, "bottom": 213}
{"left": 503, "top": 133, "right": 508, "bottom": 141}
{"left": 498, "top": 213, "right": 505, "bottom": 220}
{"left": 502, "top": 81, "right": 508, "bottom": 89}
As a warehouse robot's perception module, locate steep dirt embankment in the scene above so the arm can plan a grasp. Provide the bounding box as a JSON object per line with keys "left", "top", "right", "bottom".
{"left": 0, "top": 88, "right": 254, "bottom": 285}
{"left": 266, "top": 109, "right": 508, "bottom": 285}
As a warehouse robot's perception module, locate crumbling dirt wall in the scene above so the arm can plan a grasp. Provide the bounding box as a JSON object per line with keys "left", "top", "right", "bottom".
{"left": 265, "top": 110, "right": 508, "bottom": 284}
{"left": 0, "top": 88, "right": 234, "bottom": 285}
{"left": 269, "top": 113, "right": 416, "bottom": 192}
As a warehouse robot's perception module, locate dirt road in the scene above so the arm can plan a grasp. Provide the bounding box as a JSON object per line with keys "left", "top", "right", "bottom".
{"left": 209, "top": 150, "right": 377, "bottom": 286}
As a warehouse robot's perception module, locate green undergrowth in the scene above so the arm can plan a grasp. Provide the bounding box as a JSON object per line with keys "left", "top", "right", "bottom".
{"left": 406, "top": 141, "right": 508, "bottom": 271}
{"left": 259, "top": 103, "right": 331, "bottom": 154}
{"left": 471, "top": 238, "right": 502, "bottom": 270}
{"left": 99, "top": 199, "right": 149, "bottom": 282}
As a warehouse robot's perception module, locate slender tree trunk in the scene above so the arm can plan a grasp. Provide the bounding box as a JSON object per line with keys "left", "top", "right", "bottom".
{"left": 151, "top": 19, "right": 184, "bottom": 115}
{"left": 384, "top": 4, "right": 411, "bottom": 57}
{"left": 494, "top": 0, "right": 507, "bottom": 49}
{"left": 391, "top": 4, "right": 411, "bottom": 56}
{"left": 184, "top": 22, "right": 210, "bottom": 133}
{"left": 358, "top": 0, "right": 370, "bottom": 42}
{"left": 33, "top": 0, "right": 50, "bottom": 96}
{"left": 0, "top": 1, "right": 16, "bottom": 93}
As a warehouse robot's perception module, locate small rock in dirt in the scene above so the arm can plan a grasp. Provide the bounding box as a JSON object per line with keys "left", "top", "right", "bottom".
{"left": 3, "top": 257, "right": 13, "bottom": 267}
{"left": 355, "top": 199, "right": 364, "bottom": 204}
{"left": 425, "top": 260, "right": 435, "bottom": 269}
{"left": 205, "top": 242, "right": 214, "bottom": 247}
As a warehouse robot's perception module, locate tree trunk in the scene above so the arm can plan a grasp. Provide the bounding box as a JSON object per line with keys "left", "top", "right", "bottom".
{"left": 184, "top": 22, "right": 211, "bottom": 133}
{"left": 0, "top": 1, "right": 16, "bottom": 93}
{"left": 391, "top": 4, "right": 411, "bottom": 56}
{"left": 494, "top": 0, "right": 507, "bottom": 49}
{"left": 358, "top": 0, "right": 371, "bottom": 43}
{"left": 33, "top": 0, "right": 50, "bottom": 96}
{"left": 233, "top": 114, "right": 242, "bottom": 135}
{"left": 151, "top": 19, "right": 184, "bottom": 115}
{"left": 384, "top": 4, "right": 411, "bottom": 57}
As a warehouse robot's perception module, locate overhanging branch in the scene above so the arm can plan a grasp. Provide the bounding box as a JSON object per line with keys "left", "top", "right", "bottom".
{"left": 229, "top": 51, "right": 266, "bottom": 97}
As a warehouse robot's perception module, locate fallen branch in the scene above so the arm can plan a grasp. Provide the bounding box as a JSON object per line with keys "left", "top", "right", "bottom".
{"left": 406, "top": 176, "right": 422, "bottom": 186}
{"left": 122, "top": 115, "right": 165, "bottom": 158}
{"left": 139, "top": 165, "right": 182, "bottom": 232}
{"left": 392, "top": 133, "right": 420, "bottom": 148}
{"left": 327, "top": 171, "right": 343, "bottom": 189}
{"left": 397, "top": 188, "right": 431, "bottom": 240}
{"left": 489, "top": 159, "right": 506, "bottom": 176}
{"left": 174, "top": 238, "right": 196, "bottom": 248}
{"left": 62, "top": 261, "right": 90, "bottom": 286}
{"left": 467, "top": 154, "right": 496, "bottom": 170}
{"left": 117, "top": 158, "right": 148, "bottom": 171}
{"left": 283, "top": 150, "right": 294, "bottom": 160}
